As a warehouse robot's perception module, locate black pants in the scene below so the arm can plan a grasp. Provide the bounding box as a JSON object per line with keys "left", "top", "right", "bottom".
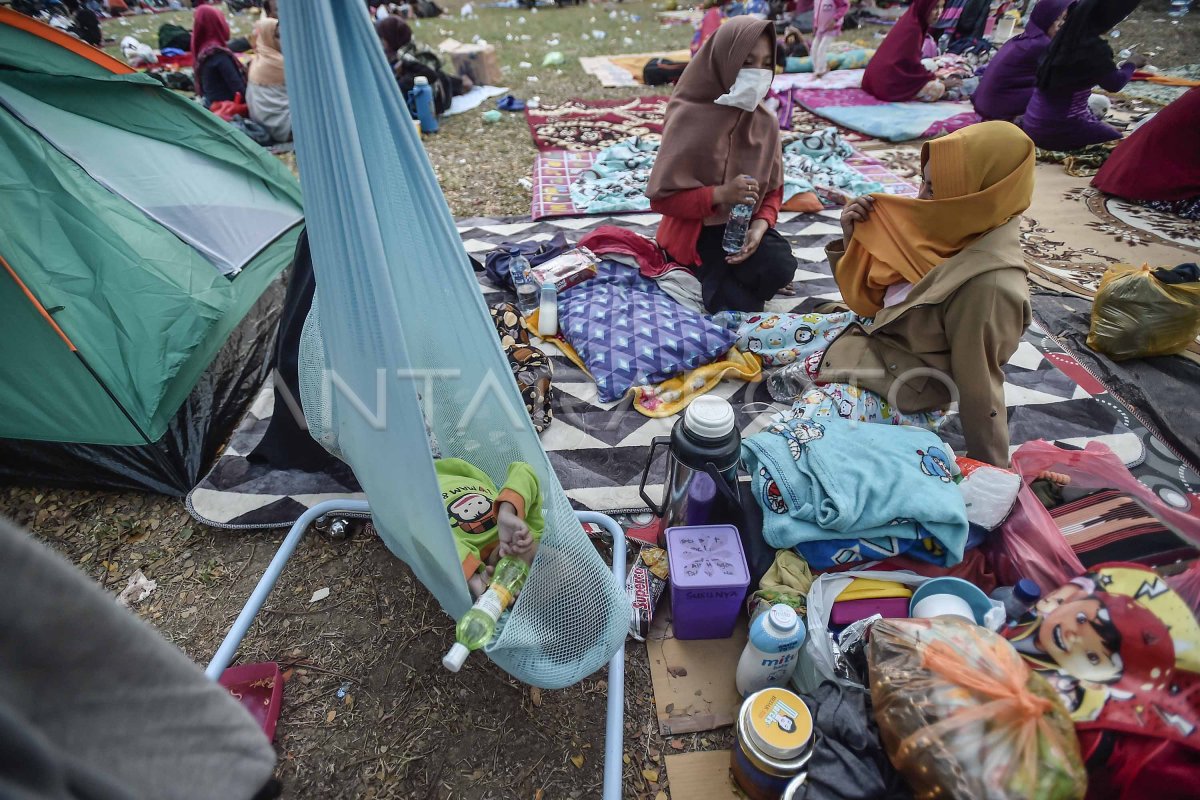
{"left": 696, "top": 224, "right": 797, "bottom": 313}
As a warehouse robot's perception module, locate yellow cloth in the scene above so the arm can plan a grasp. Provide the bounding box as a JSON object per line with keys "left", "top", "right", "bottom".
{"left": 837, "top": 120, "right": 1035, "bottom": 316}
{"left": 836, "top": 578, "right": 913, "bottom": 602}
{"left": 750, "top": 550, "right": 815, "bottom": 616}
{"left": 632, "top": 348, "right": 761, "bottom": 417}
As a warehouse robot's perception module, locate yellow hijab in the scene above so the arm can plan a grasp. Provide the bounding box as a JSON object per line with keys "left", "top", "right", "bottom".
{"left": 837, "top": 121, "right": 1035, "bottom": 317}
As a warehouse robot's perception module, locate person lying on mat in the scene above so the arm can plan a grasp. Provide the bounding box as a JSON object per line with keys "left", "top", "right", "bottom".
{"left": 1091, "top": 87, "right": 1200, "bottom": 221}
{"left": 813, "top": 121, "right": 1035, "bottom": 466}
{"left": 1019, "top": 0, "right": 1146, "bottom": 151}
{"left": 376, "top": 17, "right": 472, "bottom": 117}
{"left": 647, "top": 17, "right": 798, "bottom": 314}
{"left": 862, "top": 0, "right": 962, "bottom": 102}
{"left": 437, "top": 459, "right": 543, "bottom": 599}
{"left": 972, "top": 0, "right": 1071, "bottom": 121}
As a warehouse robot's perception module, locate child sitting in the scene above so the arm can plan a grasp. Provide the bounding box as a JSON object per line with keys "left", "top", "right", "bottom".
{"left": 436, "top": 458, "right": 543, "bottom": 598}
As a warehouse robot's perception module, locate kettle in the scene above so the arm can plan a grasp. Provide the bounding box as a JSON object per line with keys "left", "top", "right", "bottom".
{"left": 638, "top": 396, "right": 742, "bottom": 533}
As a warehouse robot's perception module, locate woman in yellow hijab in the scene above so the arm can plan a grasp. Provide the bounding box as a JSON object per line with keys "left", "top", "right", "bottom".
{"left": 777, "top": 121, "right": 1034, "bottom": 465}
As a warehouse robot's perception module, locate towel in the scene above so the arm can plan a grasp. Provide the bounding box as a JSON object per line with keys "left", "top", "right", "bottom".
{"left": 742, "top": 411, "right": 969, "bottom": 564}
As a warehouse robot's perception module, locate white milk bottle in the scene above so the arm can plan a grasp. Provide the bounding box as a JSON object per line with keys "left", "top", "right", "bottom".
{"left": 736, "top": 604, "right": 806, "bottom": 697}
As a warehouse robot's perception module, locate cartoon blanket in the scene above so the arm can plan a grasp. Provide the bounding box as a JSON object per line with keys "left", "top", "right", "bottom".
{"left": 742, "top": 411, "right": 970, "bottom": 563}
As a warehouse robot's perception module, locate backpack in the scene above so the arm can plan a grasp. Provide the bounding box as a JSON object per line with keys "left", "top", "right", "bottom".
{"left": 642, "top": 58, "right": 688, "bottom": 86}
{"left": 157, "top": 23, "right": 191, "bottom": 52}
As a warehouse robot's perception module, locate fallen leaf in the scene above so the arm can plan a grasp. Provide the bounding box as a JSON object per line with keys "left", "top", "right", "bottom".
{"left": 623, "top": 754, "right": 631, "bottom": 765}
{"left": 664, "top": 703, "right": 675, "bottom": 714}
{"left": 534, "top": 790, "right": 544, "bottom": 800}
{"left": 669, "top": 740, "right": 684, "bottom": 751}
{"left": 181, "top": 565, "right": 195, "bottom": 580}
{"left": 326, "top": 709, "right": 336, "bottom": 723}
{"left": 280, "top": 668, "right": 294, "bottom": 683}
{"left": 656, "top": 793, "right": 667, "bottom": 800}
{"left": 309, "top": 587, "right": 331, "bottom": 603}
{"left": 529, "top": 686, "right": 543, "bottom": 707}
{"left": 667, "top": 665, "right": 688, "bottom": 677}
{"left": 570, "top": 754, "right": 584, "bottom": 769}
{"left": 641, "top": 768, "right": 659, "bottom": 783}
{"left": 343, "top": 694, "right": 355, "bottom": 710}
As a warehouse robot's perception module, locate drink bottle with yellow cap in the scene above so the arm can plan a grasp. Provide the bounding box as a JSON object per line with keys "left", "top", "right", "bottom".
{"left": 442, "top": 556, "right": 529, "bottom": 671}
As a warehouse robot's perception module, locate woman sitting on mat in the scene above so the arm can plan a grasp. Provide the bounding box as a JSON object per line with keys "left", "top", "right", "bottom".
{"left": 648, "top": 17, "right": 798, "bottom": 314}
{"left": 246, "top": 18, "right": 291, "bottom": 143}
{"left": 805, "top": 121, "right": 1035, "bottom": 466}
{"left": 1091, "top": 87, "right": 1200, "bottom": 220}
{"left": 972, "top": 0, "right": 1071, "bottom": 121}
{"left": 192, "top": 5, "right": 247, "bottom": 107}
{"left": 863, "top": 0, "right": 960, "bottom": 102}
{"left": 1019, "top": 0, "right": 1146, "bottom": 151}
{"left": 376, "top": 16, "right": 471, "bottom": 117}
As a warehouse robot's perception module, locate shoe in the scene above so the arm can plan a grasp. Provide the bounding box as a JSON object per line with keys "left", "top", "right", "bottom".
{"left": 497, "top": 94, "right": 526, "bottom": 112}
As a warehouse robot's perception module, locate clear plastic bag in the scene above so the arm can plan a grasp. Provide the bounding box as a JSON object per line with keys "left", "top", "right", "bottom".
{"left": 869, "top": 617, "right": 1087, "bottom": 800}
{"left": 1087, "top": 264, "right": 1200, "bottom": 361}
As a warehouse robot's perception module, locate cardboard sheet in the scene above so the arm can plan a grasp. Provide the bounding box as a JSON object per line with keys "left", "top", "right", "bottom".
{"left": 664, "top": 750, "right": 741, "bottom": 800}
{"left": 647, "top": 599, "right": 747, "bottom": 735}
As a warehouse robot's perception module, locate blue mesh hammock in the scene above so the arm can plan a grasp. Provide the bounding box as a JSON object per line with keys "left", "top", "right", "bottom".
{"left": 281, "top": 0, "right": 627, "bottom": 688}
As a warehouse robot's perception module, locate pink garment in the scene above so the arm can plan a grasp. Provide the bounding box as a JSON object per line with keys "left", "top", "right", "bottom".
{"left": 578, "top": 225, "right": 678, "bottom": 278}
{"left": 921, "top": 33, "right": 938, "bottom": 59}
{"left": 883, "top": 281, "right": 914, "bottom": 307}
{"left": 812, "top": 0, "right": 849, "bottom": 34}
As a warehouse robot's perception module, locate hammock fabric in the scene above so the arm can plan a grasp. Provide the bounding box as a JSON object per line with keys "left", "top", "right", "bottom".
{"left": 280, "top": 0, "right": 627, "bottom": 689}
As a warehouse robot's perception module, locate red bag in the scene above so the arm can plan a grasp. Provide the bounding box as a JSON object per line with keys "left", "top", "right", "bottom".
{"left": 209, "top": 93, "right": 249, "bottom": 122}
{"left": 982, "top": 479, "right": 1084, "bottom": 590}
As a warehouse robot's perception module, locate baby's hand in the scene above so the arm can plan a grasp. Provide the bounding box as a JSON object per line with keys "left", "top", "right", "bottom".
{"left": 496, "top": 501, "right": 535, "bottom": 561}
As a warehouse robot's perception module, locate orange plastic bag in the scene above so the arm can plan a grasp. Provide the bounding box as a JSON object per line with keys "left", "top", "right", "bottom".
{"left": 869, "top": 617, "right": 1086, "bottom": 800}
{"left": 1087, "top": 264, "right": 1200, "bottom": 361}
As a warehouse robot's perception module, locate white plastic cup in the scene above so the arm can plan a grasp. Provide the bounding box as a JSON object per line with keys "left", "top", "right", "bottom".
{"left": 911, "top": 593, "right": 974, "bottom": 622}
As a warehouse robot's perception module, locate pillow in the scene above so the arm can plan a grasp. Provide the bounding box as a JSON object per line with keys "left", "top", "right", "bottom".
{"left": 559, "top": 261, "right": 736, "bottom": 402}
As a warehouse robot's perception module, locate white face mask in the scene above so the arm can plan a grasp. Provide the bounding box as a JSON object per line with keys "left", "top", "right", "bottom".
{"left": 714, "top": 68, "right": 773, "bottom": 112}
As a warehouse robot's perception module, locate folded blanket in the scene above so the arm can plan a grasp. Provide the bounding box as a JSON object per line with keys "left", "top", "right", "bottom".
{"left": 742, "top": 411, "right": 969, "bottom": 563}
{"left": 782, "top": 128, "right": 885, "bottom": 206}
{"left": 784, "top": 48, "right": 875, "bottom": 74}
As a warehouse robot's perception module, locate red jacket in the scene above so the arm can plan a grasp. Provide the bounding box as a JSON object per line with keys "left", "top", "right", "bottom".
{"left": 650, "top": 185, "right": 783, "bottom": 267}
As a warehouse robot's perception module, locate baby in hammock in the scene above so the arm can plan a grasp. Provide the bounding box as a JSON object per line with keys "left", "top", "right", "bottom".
{"left": 435, "top": 458, "right": 543, "bottom": 598}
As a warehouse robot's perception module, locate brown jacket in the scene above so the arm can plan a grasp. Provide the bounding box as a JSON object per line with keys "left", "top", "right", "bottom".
{"left": 817, "top": 217, "right": 1032, "bottom": 466}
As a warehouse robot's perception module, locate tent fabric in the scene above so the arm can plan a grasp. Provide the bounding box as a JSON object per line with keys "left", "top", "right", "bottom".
{"left": 282, "top": 0, "right": 626, "bottom": 688}
{"left": 0, "top": 11, "right": 302, "bottom": 494}
{"left": 0, "top": 7, "right": 132, "bottom": 77}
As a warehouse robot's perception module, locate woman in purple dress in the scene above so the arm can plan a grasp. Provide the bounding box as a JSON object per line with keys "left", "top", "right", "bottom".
{"left": 972, "top": 0, "right": 1072, "bottom": 121}
{"left": 1019, "top": 0, "right": 1147, "bottom": 151}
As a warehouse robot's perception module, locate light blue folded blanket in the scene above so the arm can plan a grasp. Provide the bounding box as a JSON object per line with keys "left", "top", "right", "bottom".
{"left": 741, "top": 411, "right": 969, "bottom": 564}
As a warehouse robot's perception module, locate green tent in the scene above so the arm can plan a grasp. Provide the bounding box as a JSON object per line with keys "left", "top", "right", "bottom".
{"left": 0, "top": 10, "right": 303, "bottom": 494}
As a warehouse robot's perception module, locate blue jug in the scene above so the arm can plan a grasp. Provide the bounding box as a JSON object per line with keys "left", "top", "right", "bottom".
{"left": 408, "top": 76, "right": 439, "bottom": 134}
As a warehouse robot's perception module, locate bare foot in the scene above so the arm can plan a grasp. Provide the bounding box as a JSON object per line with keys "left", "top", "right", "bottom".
{"left": 777, "top": 285, "right": 797, "bottom": 297}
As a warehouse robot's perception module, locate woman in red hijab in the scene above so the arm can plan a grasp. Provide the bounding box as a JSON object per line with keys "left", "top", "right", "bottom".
{"left": 863, "top": 0, "right": 954, "bottom": 102}
{"left": 647, "top": 17, "right": 797, "bottom": 313}
{"left": 192, "top": 5, "right": 246, "bottom": 107}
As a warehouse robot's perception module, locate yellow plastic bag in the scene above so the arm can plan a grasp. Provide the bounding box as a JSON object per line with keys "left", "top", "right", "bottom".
{"left": 868, "top": 617, "right": 1086, "bottom": 800}
{"left": 1087, "top": 264, "right": 1200, "bottom": 361}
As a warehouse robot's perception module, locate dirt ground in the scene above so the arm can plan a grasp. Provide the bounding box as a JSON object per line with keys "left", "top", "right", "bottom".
{"left": 3, "top": 1, "right": 1197, "bottom": 798}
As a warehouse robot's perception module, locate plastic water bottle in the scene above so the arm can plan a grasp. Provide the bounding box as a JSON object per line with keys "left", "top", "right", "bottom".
{"left": 409, "top": 76, "right": 439, "bottom": 134}
{"left": 735, "top": 604, "right": 806, "bottom": 696}
{"left": 443, "top": 556, "right": 530, "bottom": 672}
{"left": 722, "top": 203, "right": 753, "bottom": 254}
{"left": 990, "top": 578, "right": 1041, "bottom": 626}
{"left": 510, "top": 255, "right": 539, "bottom": 317}
{"left": 537, "top": 282, "right": 558, "bottom": 338}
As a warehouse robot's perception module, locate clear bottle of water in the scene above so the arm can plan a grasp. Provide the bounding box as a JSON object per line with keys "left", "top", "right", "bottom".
{"left": 722, "top": 203, "right": 753, "bottom": 254}
{"left": 990, "top": 578, "right": 1041, "bottom": 626}
{"left": 510, "top": 255, "right": 539, "bottom": 317}
{"left": 766, "top": 362, "right": 812, "bottom": 403}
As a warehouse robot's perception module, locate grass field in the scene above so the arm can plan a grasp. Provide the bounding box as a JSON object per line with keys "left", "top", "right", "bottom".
{"left": 3, "top": 2, "right": 1197, "bottom": 798}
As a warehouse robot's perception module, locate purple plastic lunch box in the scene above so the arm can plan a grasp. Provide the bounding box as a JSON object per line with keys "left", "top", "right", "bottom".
{"left": 666, "top": 524, "right": 750, "bottom": 640}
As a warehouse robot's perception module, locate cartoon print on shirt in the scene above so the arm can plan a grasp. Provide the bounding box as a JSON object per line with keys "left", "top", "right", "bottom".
{"left": 448, "top": 492, "right": 496, "bottom": 535}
